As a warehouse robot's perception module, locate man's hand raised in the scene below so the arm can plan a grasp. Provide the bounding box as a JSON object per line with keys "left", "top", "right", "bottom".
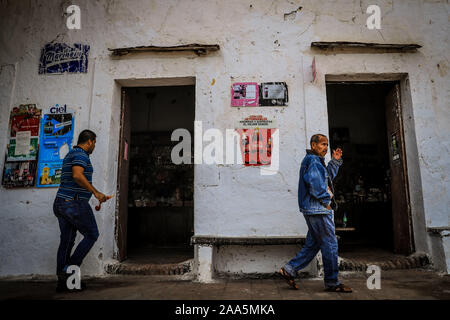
{"left": 332, "top": 148, "right": 343, "bottom": 160}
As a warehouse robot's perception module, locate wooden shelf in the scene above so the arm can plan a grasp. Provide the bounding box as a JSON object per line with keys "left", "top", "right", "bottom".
{"left": 335, "top": 227, "right": 356, "bottom": 232}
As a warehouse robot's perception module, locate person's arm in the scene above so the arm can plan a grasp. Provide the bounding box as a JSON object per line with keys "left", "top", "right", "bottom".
{"left": 327, "top": 148, "right": 343, "bottom": 180}
{"left": 72, "top": 166, "right": 107, "bottom": 202}
{"left": 304, "top": 162, "right": 332, "bottom": 209}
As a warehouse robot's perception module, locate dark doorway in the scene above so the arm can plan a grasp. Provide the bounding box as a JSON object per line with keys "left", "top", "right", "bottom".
{"left": 116, "top": 85, "right": 195, "bottom": 265}
{"left": 326, "top": 81, "right": 414, "bottom": 255}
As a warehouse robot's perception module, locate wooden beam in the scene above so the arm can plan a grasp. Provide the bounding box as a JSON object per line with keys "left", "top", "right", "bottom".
{"left": 311, "top": 41, "right": 421, "bottom": 52}
{"left": 108, "top": 44, "right": 220, "bottom": 56}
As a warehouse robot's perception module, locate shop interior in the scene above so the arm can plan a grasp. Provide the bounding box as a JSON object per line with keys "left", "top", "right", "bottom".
{"left": 126, "top": 85, "right": 195, "bottom": 264}
{"left": 326, "top": 82, "right": 396, "bottom": 254}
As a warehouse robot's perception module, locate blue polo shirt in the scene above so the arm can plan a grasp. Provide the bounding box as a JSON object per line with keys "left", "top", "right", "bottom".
{"left": 56, "top": 146, "right": 93, "bottom": 200}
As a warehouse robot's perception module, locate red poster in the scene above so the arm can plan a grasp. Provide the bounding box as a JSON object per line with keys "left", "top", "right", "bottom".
{"left": 236, "top": 128, "right": 275, "bottom": 166}
{"left": 10, "top": 105, "right": 41, "bottom": 137}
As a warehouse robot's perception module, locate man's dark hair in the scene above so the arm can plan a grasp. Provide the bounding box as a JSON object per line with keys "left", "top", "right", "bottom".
{"left": 77, "top": 129, "right": 96, "bottom": 145}
{"left": 310, "top": 134, "right": 327, "bottom": 146}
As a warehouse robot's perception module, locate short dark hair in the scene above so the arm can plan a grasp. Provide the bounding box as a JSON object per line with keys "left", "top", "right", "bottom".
{"left": 310, "top": 134, "right": 327, "bottom": 146}
{"left": 77, "top": 129, "right": 96, "bottom": 145}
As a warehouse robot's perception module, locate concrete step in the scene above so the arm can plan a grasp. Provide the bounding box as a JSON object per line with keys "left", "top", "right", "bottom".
{"left": 338, "top": 252, "right": 430, "bottom": 271}
{"left": 105, "top": 259, "right": 192, "bottom": 276}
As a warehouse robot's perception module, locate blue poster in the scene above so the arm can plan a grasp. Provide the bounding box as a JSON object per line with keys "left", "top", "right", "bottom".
{"left": 36, "top": 107, "right": 74, "bottom": 187}
{"left": 39, "top": 43, "right": 90, "bottom": 74}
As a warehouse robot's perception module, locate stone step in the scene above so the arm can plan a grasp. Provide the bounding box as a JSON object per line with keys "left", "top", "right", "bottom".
{"left": 338, "top": 252, "right": 430, "bottom": 271}
{"left": 105, "top": 260, "right": 192, "bottom": 276}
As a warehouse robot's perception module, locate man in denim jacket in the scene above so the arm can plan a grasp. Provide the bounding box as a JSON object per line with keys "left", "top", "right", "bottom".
{"left": 280, "top": 134, "right": 352, "bottom": 293}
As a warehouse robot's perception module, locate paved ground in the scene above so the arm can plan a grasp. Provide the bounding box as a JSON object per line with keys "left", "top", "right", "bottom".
{"left": 0, "top": 268, "right": 449, "bottom": 300}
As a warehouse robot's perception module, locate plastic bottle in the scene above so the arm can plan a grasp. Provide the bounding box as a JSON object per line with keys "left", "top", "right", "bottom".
{"left": 343, "top": 212, "right": 348, "bottom": 228}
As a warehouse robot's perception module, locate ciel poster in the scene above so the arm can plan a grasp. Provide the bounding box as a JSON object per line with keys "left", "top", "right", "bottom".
{"left": 36, "top": 104, "right": 75, "bottom": 188}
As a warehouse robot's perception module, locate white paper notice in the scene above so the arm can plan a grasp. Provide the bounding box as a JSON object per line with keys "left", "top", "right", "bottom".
{"left": 15, "top": 131, "right": 31, "bottom": 156}
{"left": 265, "top": 84, "right": 285, "bottom": 99}
{"left": 246, "top": 85, "right": 256, "bottom": 99}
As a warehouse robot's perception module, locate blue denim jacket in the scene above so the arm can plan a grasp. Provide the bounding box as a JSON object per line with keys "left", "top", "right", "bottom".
{"left": 298, "top": 150, "right": 343, "bottom": 215}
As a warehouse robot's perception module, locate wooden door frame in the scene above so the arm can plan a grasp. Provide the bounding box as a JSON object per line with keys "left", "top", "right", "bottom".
{"left": 114, "top": 88, "right": 131, "bottom": 261}
{"left": 113, "top": 77, "right": 196, "bottom": 261}
{"left": 325, "top": 74, "right": 415, "bottom": 252}
{"left": 385, "top": 82, "right": 415, "bottom": 253}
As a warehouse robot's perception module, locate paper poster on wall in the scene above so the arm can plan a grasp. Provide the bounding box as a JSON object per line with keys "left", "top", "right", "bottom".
{"left": 1, "top": 159, "right": 37, "bottom": 188}
{"left": 36, "top": 105, "right": 74, "bottom": 187}
{"left": 231, "top": 82, "right": 288, "bottom": 107}
{"left": 7, "top": 136, "right": 39, "bottom": 161}
{"left": 37, "top": 161, "right": 63, "bottom": 186}
{"left": 2, "top": 104, "right": 41, "bottom": 188}
{"left": 6, "top": 104, "right": 41, "bottom": 161}
{"left": 15, "top": 131, "right": 31, "bottom": 155}
{"left": 235, "top": 115, "right": 277, "bottom": 166}
{"left": 231, "top": 82, "right": 259, "bottom": 106}
{"left": 39, "top": 43, "right": 90, "bottom": 74}
{"left": 259, "top": 82, "right": 288, "bottom": 106}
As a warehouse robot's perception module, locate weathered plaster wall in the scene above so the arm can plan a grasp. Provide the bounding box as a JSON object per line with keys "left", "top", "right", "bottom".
{"left": 214, "top": 245, "right": 317, "bottom": 276}
{"left": 0, "top": 0, "right": 448, "bottom": 276}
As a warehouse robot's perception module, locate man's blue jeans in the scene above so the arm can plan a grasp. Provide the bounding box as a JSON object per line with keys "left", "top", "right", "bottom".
{"left": 53, "top": 197, "right": 99, "bottom": 276}
{"left": 283, "top": 213, "right": 340, "bottom": 288}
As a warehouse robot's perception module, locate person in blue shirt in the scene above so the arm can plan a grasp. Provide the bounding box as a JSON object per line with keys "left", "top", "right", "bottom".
{"left": 54, "top": 129, "right": 112, "bottom": 292}
{"left": 280, "top": 134, "right": 352, "bottom": 293}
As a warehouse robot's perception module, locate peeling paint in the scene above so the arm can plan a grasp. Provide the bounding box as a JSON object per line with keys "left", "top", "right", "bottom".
{"left": 283, "top": 6, "right": 302, "bottom": 21}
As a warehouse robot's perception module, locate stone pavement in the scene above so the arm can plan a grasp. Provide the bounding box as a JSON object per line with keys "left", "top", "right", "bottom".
{"left": 0, "top": 268, "right": 448, "bottom": 300}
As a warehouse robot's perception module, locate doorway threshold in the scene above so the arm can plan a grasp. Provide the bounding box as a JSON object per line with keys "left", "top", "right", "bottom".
{"left": 105, "top": 259, "right": 193, "bottom": 276}
{"left": 105, "top": 245, "right": 194, "bottom": 275}
{"left": 338, "top": 249, "right": 430, "bottom": 271}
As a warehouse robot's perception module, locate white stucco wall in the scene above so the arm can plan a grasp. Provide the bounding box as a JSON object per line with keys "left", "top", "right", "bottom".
{"left": 0, "top": 0, "right": 448, "bottom": 276}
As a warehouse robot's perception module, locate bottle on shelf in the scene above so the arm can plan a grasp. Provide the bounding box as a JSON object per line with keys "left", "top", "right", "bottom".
{"left": 342, "top": 211, "right": 348, "bottom": 228}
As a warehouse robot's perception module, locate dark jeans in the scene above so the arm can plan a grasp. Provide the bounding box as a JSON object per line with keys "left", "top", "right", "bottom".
{"left": 283, "top": 213, "right": 340, "bottom": 288}
{"left": 53, "top": 197, "right": 99, "bottom": 276}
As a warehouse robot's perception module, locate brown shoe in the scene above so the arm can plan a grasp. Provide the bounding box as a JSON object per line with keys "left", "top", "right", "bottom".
{"left": 324, "top": 283, "right": 353, "bottom": 293}
{"left": 279, "top": 268, "right": 299, "bottom": 290}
